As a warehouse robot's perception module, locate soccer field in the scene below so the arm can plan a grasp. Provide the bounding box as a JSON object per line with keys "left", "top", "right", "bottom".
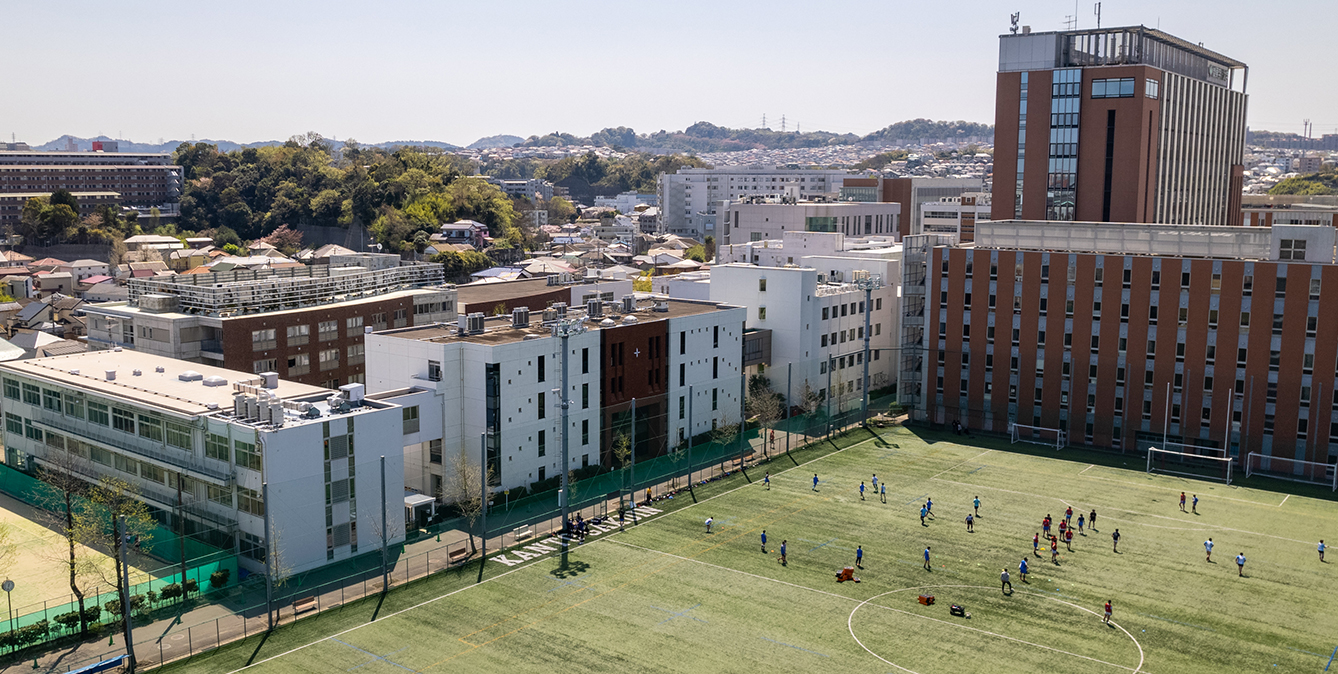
{"left": 170, "top": 427, "right": 1337, "bottom": 674}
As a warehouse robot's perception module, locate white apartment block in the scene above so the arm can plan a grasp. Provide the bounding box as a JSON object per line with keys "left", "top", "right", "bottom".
{"left": 365, "top": 297, "right": 747, "bottom": 495}
{"left": 658, "top": 167, "right": 853, "bottom": 240}
{"left": 919, "top": 192, "right": 992, "bottom": 241}
{"left": 0, "top": 351, "right": 409, "bottom": 575}
{"left": 720, "top": 198, "right": 901, "bottom": 246}
{"left": 709, "top": 262, "right": 898, "bottom": 406}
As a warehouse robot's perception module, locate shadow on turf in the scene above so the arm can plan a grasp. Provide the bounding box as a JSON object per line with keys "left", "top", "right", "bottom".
{"left": 549, "top": 560, "right": 590, "bottom": 580}
{"left": 902, "top": 422, "right": 1338, "bottom": 502}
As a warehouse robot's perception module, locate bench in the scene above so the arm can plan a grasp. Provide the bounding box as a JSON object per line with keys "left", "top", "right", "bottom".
{"left": 513, "top": 525, "right": 535, "bottom": 542}
{"left": 448, "top": 548, "right": 471, "bottom": 565}
{"left": 293, "top": 597, "right": 317, "bottom": 615}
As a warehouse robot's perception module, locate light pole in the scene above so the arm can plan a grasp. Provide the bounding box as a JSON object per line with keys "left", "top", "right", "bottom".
{"left": 854, "top": 274, "right": 883, "bottom": 427}
{"left": 2, "top": 579, "right": 13, "bottom": 652}
{"left": 552, "top": 317, "right": 588, "bottom": 540}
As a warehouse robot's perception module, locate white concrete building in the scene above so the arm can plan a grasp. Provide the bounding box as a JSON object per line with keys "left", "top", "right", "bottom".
{"left": 720, "top": 198, "right": 901, "bottom": 246}
{"left": 709, "top": 261, "right": 899, "bottom": 406}
{"left": 0, "top": 351, "right": 410, "bottom": 574}
{"left": 658, "top": 167, "right": 854, "bottom": 240}
{"left": 593, "top": 191, "right": 658, "bottom": 213}
{"left": 919, "top": 192, "right": 991, "bottom": 241}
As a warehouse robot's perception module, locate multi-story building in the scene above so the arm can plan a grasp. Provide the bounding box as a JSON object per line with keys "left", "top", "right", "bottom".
{"left": 1241, "top": 195, "right": 1338, "bottom": 228}
{"left": 658, "top": 166, "right": 853, "bottom": 240}
{"left": 920, "top": 192, "right": 992, "bottom": 241}
{"left": 0, "top": 151, "right": 183, "bottom": 209}
{"left": 709, "top": 262, "right": 898, "bottom": 407}
{"left": 454, "top": 276, "right": 634, "bottom": 316}
{"left": 992, "top": 26, "right": 1248, "bottom": 226}
{"left": 483, "top": 177, "right": 554, "bottom": 202}
{"left": 911, "top": 219, "right": 1338, "bottom": 471}
{"left": 82, "top": 257, "right": 456, "bottom": 389}
{"left": 719, "top": 197, "right": 900, "bottom": 246}
{"left": 0, "top": 191, "right": 123, "bottom": 226}
{"left": 0, "top": 351, "right": 412, "bottom": 574}
{"left": 841, "top": 177, "right": 985, "bottom": 239}
{"left": 365, "top": 296, "right": 746, "bottom": 496}
{"left": 593, "top": 191, "right": 658, "bottom": 213}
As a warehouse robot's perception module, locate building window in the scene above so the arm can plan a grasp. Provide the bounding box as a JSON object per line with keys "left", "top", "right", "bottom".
{"left": 112, "top": 407, "right": 135, "bottom": 433}
{"left": 208, "top": 484, "right": 232, "bottom": 507}
{"left": 88, "top": 401, "right": 109, "bottom": 426}
{"left": 319, "top": 348, "right": 340, "bottom": 371}
{"left": 429, "top": 360, "right": 442, "bottom": 382}
{"left": 535, "top": 432, "right": 544, "bottom": 458}
{"left": 287, "top": 324, "right": 309, "bottom": 346}
{"left": 1145, "top": 78, "right": 1159, "bottom": 99}
{"left": 251, "top": 328, "right": 276, "bottom": 350}
{"left": 759, "top": 307, "right": 767, "bottom": 320}
{"left": 319, "top": 320, "right": 338, "bottom": 341}
{"left": 679, "top": 363, "right": 685, "bottom": 387}
{"left": 1090, "top": 77, "right": 1136, "bottom": 98}
{"left": 582, "top": 419, "right": 589, "bottom": 445}
{"left": 582, "top": 348, "right": 589, "bottom": 374}
{"left": 22, "top": 383, "right": 40, "bottom": 406}
{"left": 347, "top": 343, "right": 365, "bottom": 365}
{"left": 137, "top": 414, "right": 164, "bottom": 442}
{"left": 712, "top": 388, "right": 719, "bottom": 411}
{"left": 64, "top": 393, "right": 84, "bottom": 419}
{"left": 253, "top": 359, "right": 277, "bottom": 374}
{"left": 237, "top": 486, "right": 264, "bottom": 517}
{"left": 346, "top": 316, "right": 364, "bottom": 337}
{"left": 2, "top": 379, "right": 17, "bottom": 401}
{"left": 287, "top": 353, "right": 310, "bottom": 376}
{"left": 393, "top": 309, "right": 408, "bottom": 327}
{"left": 1279, "top": 239, "right": 1307, "bottom": 261}
{"left": 758, "top": 278, "right": 767, "bottom": 292}
{"left": 679, "top": 396, "right": 685, "bottom": 420}
{"left": 536, "top": 355, "right": 544, "bottom": 383}
{"left": 431, "top": 439, "right": 445, "bottom": 464}
{"left": 206, "top": 433, "right": 230, "bottom": 461}
{"left": 234, "top": 440, "right": 262, "bottom": 472}
{"left": 402, "top": 406, "right": 419, "bottom": 433}
{"left": 42, "top": 388, "right": 62, "bottom": 412}
{"left": 582, "top": 383, "right": 589, "bottom": 409}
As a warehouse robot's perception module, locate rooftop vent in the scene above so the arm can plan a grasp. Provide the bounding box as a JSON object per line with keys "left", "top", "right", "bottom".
{"left": 652, "top": 301, "right": 669, "bottom": 313}
{"left": 339, "top": 382, "right": 365, "bottom": 404}
{"left": 259, "top": 371, "right": 279, "bottom": 389}
{"left": 132, "top": 369, "right": 142, "bottom": 376}
{"left": 178, "top": 370, "right": 203, "bottom": 382}
{"left": 622, "top": 314, "right": 638, "bottom": 324}
{"left": 105, "top": 370, "right": 116, "bottom": 381}
{"left": 155, "top": 366, "right": 165, "bottom": 373}
{"left": 203, "top": 376, "right": 227, "bottom": 387}
{"left": 600, "top": 317, "right": 616, "bottom": 327}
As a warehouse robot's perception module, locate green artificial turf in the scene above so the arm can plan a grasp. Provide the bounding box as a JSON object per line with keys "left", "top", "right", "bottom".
{"left": 161, "top": 427, "right": 1338, "bottom": 673}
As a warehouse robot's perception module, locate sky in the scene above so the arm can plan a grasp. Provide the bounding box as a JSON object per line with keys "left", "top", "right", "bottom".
{"left": 2, "top": 0, "right": 1334, "bottom": 147}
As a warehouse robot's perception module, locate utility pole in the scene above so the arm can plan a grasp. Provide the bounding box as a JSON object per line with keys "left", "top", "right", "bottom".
{"left": 379, "top": 455, "right": 388, "bottom": 593}
{"left": 785, "top": 363, "right": 792, "bottom": 455}
{"left": 479, "top": 433, "right": 487, "bottom": 567}
{"left": 117, "top": 516, "right": 136, "bottom": 672}
{"left": 825, "top": 356, "right": 834, "bottom": 438}
{"left": 629, "top": 398, "right": 637, "bottom": 525}
{"left": 553, "top": 318, "right": 587, "bottom": 537}
{"left": 262, "top": 481, "right": 273, "bottom": 631}
{"left": 687, "top": 384, "right": 695, "bottom": 499}
{"left": 855, "top": 274, "right": 883, "bottom": 427}
{"left": 737, "top": 366, "right": 747, "bottom": 474}
{"left": 176, "top": 477, "right": 186, "bottom": 600}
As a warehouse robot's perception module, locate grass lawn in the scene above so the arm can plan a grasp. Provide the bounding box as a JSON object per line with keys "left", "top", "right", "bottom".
{"left": 162, "top": 426, "right": 1338, "bottom": 673}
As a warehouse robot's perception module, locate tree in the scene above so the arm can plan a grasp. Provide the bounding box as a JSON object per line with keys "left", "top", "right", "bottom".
{"left": 746, "top": 376, "right": 785, "bottom": 459}
{"left": 431, "top": 249, "right": 493, "bottom": 281}
{"left": 444, "top": 448, "right": 494, "bottom": 556}
{"left": 49, "top": 188, "right": 80, "bottom": 213}
{"left": 632, "top": 270, "right": 653, "bottom": 293}
{"left": 547, "top": 197, "right": 576, "bottom": 224}
{"left": 34, "top": 449, "right": 99, "bottom": 636}
{"left": 211, "top": 225, "right": 242, "bottom": 248}
{"left": 87, "top": 476, "right": 156, "bottom": 616}
{"left": 703, "top": 235, "right": 716, "bottom": 263}
{"left": 684, "top": 245, "right": 706, "bottom": 263}
{"left": 260, "top": 224, "right": 304, "bottom": 255}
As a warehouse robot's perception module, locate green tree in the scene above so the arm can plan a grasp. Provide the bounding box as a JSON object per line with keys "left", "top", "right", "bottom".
{"left": 684, "top": 245, "right": 706, "bottom": 263}
{"left": 547, "top": 196, "right": 577, "bottom": 223}
{"left": 431, "top": 249, "right": 493, "bottom": 281}
{"left": 49, "top": 188, "right": 80, "bottom": 213}
{"left": 87, "top": 477, "right": 155, "bottom": 622}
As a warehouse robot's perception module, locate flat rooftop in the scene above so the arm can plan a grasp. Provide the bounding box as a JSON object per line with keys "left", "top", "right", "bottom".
{"left": 455, "top": 277, "right": 572, "bottom": 307}
{"left": 1, "top": 350, "right": 330, "bottom": 416}
{"left": 381, "top": 297, "right": 735, "bottom": 346}
{"left": 84, "top": 286, "right": 451, "bottom": 322}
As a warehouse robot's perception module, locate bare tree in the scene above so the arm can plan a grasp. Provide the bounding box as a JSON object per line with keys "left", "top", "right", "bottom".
{"left": 87, "top": 476, "right": 156, "bottom": 612}
{"left": 444, "top": 449, "right": 494, "bottom": 556}
{"left": 34, "top": 449, "right": 99, "bottom": 635}
{"left": 746, "top": 376, "right": 785, "bottom": 459}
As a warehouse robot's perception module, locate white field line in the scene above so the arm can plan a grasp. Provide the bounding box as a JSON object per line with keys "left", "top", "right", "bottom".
{"left": 1079, "top": 464, "right": 1097, "bottom": 475}
{"left": 223, "top": 429, "right": 888, "bottom": 673}
{"left": 1280, "top": 494, "right": 1290, "bottom": 507}
{"left": 928, "top": 449, "right": 992, "bottom": 481}
{"left": 611, "top": 540, "right": 1144, "bottom": 674}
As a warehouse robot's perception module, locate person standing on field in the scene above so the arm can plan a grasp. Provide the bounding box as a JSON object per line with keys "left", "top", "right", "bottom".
{"left": 1236, "top": 552, "right": 1246, "bottom": 577}
{"left": 1204, "top": 537, "right": 1213, "bottom": 562}
{"left": 923, "top": 546, "right": 932, "bottom": 571}
{"left": 1001, "top": 568, "right": 1012, "bottom": 594}
{"left": 1319, "top": 540, "right": 1326, "bottom": 562}
{"left": 1103, "top": 600, "right": 1112, "bottom": 624}
{"left": 1111, "top": 529, "right": 1121, "bottom": 552}
{"left": 973, "top": 495, "right": 981, "bottom": 516}
{"left": 761, "top": 530, "right": 767, "bottom": 553}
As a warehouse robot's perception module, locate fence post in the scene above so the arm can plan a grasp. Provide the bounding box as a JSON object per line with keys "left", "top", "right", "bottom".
{"left": 216, "top": 619, "right": 220, "bottom": 652}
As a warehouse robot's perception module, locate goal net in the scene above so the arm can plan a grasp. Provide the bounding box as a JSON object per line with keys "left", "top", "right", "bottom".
{"left": 1244, "top": 452, "right": 1338, "bottom": 491}
{"left": 1010, "top": 423, "right": 1067, "bottom": 450}
{"left": 1146, "top": 446, "right": 1233, "bottom": 485}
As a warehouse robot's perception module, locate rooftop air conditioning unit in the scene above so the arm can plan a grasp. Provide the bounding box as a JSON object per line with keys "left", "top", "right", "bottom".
{"left": 652, "top": 300, "right": 669, "bottom": 313}
{"left": 542, "top": 307, "right": 558, "bottom": 323}
{"left": 817, "top": 274, "right": 827, "bottom": 284}
{"left": 586, "top": 299, "right": 602, "bottom": 318}
{"left": 553, "top": 302, "right": 567, "bottom": 318}
{"left": 853, "top": 269, "right": 871, "bottom": 282}
{"left": 512, "top": 307, "right": 530, "bottom": 329}
{"left": 621, "top": 295, "right": 636, "bottom": 313}
{"left": 467, "top": 312, "right": 486, "bottom": 334}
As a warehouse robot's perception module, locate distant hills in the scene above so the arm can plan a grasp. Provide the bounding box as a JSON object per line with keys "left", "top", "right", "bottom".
{"left": 27, "top": 120, "right": 997, "bottom": 158}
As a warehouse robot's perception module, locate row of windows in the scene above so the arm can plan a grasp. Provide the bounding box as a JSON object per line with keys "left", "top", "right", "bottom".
{"left": 952, "top": 257, "right": 1320, "bottom": 299}
{"left": 252, "top": 312, "right": 410, "bottom": 351}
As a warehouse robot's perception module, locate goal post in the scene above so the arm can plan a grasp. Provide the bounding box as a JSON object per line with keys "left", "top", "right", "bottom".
{"left": 1146, "top": 446, "right": 1233, "bottom": 485}
{"left": 1010, "top": 422, "right": 1067, "bottom": 450}
{"left": 1244, "top": 452, "right": 1338, "bottom": 492}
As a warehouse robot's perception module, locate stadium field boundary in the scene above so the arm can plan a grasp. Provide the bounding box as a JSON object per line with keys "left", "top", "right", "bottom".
{"left": 219, "top": 431, "right": 878, "bottom": 674}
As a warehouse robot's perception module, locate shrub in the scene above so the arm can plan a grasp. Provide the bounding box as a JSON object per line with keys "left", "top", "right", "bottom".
{"left": 54, "top": 611, "right": 81, "bottom": 632}
{"left": 210, "top": 569, "right": 231, "bottom": 590}
{"left": 184, "top": 578, "right": 199, "bottom": 594}
{"left": 160, "top": 583, "right": 183, "bottom": 602}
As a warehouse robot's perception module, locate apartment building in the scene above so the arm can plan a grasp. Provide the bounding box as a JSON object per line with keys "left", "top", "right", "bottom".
{"left": 993, "top": 27, "right": 1247, "bottom": 225}
{"left": 0, "top": 151, "right": 182, "bottom": 208}
{"left": 719, "top": 197, "right": 901, "bottom": 246}
{"left": 911, "top": 219, "right": 1338, "bottom": 470}
{"left": 364, "top": 296, "right": 746, "bottom": 496}
{"left": 1241, "top": 195, "right": 1338, "bottom": 228}
{"left": 709, "top": 262, "right": 898, "bottom": 407}
{"left": 0, "top": 191, "right": 122, "bottom": 225}
{"left": 0, "top": 351, "right": 410, "bottom": 574}
{"left": 658, "top": 166, "right": 852, "bottom": 240}
{"left": 82, "top": 257, "right": 456, "bottom": 389}
{"left": 920, "top": 192, "right": 991, "bottom": 241}
{"left": 841, "top": 177, "right": 985, "bottom": 239}
{"left": 483, "top": 177, "right": 554, "bottom": 202}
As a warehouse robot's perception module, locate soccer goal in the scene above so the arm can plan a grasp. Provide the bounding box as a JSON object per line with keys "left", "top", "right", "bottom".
{"left": 1010, "top": 423, "right": 1067, "bottom": 450}
{"left": 1244, "top": 452, "right": 1338, "bottom": 492}
{"left": 1146, "top": 446, "right": 1233, "bottom": 485}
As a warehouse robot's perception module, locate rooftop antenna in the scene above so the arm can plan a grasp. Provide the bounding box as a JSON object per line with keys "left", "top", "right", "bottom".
{"left": 1064, "top": 15, "right": 1076, "bottom": 29}
{"left": 1009, "top": 12, "right": 1020, "bottom": 34}
{"left": 1093, "top": 2, "right": 1102, "bottom": 29}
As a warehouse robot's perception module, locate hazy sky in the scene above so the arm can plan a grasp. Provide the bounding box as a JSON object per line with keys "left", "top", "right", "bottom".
{"left": 3, "top": 0, "right": 1333, "bottom": 146}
